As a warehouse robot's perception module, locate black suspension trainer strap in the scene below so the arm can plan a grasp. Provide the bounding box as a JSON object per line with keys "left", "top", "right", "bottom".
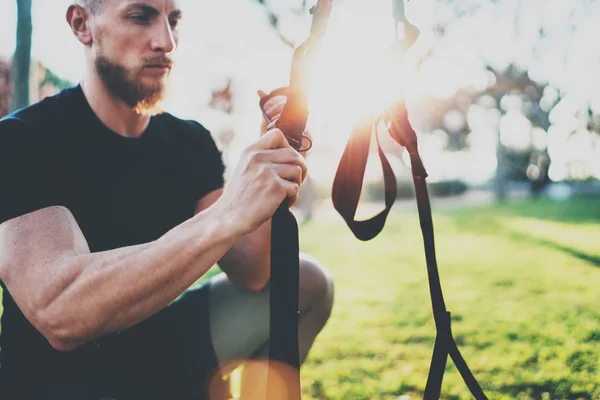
{"left": 332, "top": 1, "right": 488, "bottom": 398}
{"left": 389, "top": 100, "right": 488, "bottom": 400}
{"left": 331, "top": 102, "right": 488, "bottom": 400}
{"left": 259, "top": 2, "right": 333, "bottom": 398}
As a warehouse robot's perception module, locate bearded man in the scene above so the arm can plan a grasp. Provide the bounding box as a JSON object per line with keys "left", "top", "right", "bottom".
{"left": 0, "top": 1, "right": 334, "bottom": 398}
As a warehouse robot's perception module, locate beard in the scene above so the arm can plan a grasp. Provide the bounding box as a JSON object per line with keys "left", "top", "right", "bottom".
{"left": 95, "top": 54, "right": 171, "bottom": 116}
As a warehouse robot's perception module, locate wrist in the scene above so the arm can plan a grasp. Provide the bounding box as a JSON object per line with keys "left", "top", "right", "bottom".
{"left": 201, "top": 198, "right": 248, "bottom": 239}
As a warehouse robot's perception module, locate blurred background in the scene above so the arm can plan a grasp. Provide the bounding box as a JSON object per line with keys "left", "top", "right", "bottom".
{"left": 2, "top": 0, "right": 600, "bottom": 213}
{"left": 1, "top": 0, "right": 599, "bottom": 398}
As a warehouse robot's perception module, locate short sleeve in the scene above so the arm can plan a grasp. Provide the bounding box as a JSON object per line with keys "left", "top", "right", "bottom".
{"left": 0, "top": 118, "right": 59, "bottom": 225}
{"left": 185, "top": 120, "right": 226, "bottom": 201}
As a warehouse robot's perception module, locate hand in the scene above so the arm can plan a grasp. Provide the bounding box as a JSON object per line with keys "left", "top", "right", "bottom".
{"left": 215, "top": 129, "right": 308, "bottom": 234}
{"left": 258, "top": 90, "right": 312, "bottom": 158}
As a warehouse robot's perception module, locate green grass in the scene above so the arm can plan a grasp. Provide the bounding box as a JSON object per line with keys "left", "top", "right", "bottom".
{"left": 298, "top": 196, "right": 600, "bottom": 400}
{"left": 1, "top": 196, "right": 599, "bottom": 399}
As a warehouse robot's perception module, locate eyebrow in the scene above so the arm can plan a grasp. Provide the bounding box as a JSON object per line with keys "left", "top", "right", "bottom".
{"left": 170, "top": 9, "right": 182, "bottom": 19}
{"left": 125, "top": 3, "right": 182, "bottom": 19}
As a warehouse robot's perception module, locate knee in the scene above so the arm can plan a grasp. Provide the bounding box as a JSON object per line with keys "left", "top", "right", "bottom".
{"left": 299, "top": 253, "right": 335, "bottom": 321}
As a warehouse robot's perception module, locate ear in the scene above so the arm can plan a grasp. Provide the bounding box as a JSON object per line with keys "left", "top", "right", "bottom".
{"left": 66, "top": 5, "right": 93, "bottom": 46}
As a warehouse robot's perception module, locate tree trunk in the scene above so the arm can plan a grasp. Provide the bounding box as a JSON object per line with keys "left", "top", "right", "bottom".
{"left": 12, "top": 0, "right": 32, "bottom": 111}
{"left": 495, "top": 132, "right": 508, "bottom": 201}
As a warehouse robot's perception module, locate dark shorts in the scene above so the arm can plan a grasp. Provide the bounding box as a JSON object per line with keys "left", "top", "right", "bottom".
{"left": 4, "top": 281, "right": 219, "bottom": 400}
{"left": 2, "top": 270, "right": 275, "bottom": 400}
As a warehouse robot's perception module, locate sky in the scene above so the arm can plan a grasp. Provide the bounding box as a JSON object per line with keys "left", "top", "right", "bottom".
{"left": 1, "top": 0, "right": 599, "bottom": 184}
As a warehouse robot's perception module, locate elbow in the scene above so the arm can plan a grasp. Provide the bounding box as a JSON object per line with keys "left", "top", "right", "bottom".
{"left": 33, "top": 306, "right": 88, "bottom": 352}
{"left": 242, "top": 258, "right": 271, "bottom": 292}
{"left": 242, "top": 278, "right": 269, "bottom": 292}
{"left": 46, "top": 335, "right": 81, "bottom": 352}
{"left": 220, "top": 256, "right": 270, "bottom": 292}
{"left": 239, "top": 272, "right": 270, "bottom": 292}
{"left": 227, "top": 272, "right": 270, "bottom": 292}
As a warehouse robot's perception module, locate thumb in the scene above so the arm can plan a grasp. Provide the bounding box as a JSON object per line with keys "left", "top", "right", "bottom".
{"left": 259, "top": 128, "right": 288, "bottom": 150}
{"left": 257, "top": 89, "right": 267, "bottom": 98}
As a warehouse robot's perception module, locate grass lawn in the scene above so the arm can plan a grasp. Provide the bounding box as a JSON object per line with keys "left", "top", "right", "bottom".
{"left": 297, "top": 195, "right": 600, "bottom": 399}
{"left": 0, "top": 195, "right": 598, "bottom": 399}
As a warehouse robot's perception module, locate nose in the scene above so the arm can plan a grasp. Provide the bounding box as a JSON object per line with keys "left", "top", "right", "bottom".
{"left": 151, "top": 17, "right": 177, "bottom": 54}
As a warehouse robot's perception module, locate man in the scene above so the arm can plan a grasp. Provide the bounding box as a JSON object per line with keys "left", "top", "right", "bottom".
{"left": 0, "top": 0, "right": 334, "bottom": 399}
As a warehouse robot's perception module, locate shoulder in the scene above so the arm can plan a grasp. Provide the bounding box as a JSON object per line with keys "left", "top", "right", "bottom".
{"left": 0, "top": 85, "right": 79, "bottom": 140}
{"left": 0, "top": 115, "right": 36, "bottom": 152}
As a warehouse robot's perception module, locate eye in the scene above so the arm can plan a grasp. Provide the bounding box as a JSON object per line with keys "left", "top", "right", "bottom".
{"left": 169, "top": 18, "right": 181, "bottom": 29}
{"left": 129, "top": 14, "right": 151, "bottom": 25}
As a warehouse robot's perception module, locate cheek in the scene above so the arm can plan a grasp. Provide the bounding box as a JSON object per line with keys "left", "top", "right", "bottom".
{"left": 96, "top": 25, "right": 144, "bottom": 70}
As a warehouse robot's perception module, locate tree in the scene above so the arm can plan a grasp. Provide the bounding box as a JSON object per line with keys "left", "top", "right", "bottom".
{"left": 421, "top": 0, "right": 599, "bottom": 199}
{"left": 0, "top": 59, "right": 12, "bottom": 118}
{"left": 12, "top": 0, "right": 32, "bottom": 111}
{"left": 251, "top": 0, "right": 310, "bottom": 48}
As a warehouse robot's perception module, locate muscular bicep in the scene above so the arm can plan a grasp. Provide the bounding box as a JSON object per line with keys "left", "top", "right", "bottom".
{"left": 194, "top": 188, "right": 224, "bottom": 214}
{"left": 0, "top": 206, "right": 90, "bottom": 324}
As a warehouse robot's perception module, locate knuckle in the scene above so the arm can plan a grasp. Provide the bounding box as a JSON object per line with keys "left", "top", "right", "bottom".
{"left": 257, "top": 164, "right": 270, "bottom": 179}
{"left": 273, "top": 128, "right": 283, "bottom": 138}
{"left": 269, "top": 180, "right": 284, "bottom": 195}
{"left": 242, "top": 145, "right": 258, "bottom": 160}
{"left": 271, "top": 128, "right": 284, "bottom": 138}
{"left": 288, "top": 148, "right": 299, "bottom": 157}
{"left": 248, "top": 150, "right": 263, "bottom": 164}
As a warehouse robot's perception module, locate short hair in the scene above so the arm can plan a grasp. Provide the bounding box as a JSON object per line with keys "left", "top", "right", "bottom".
{"left": 77, "top": 0, "right": 104, "bottom": 15}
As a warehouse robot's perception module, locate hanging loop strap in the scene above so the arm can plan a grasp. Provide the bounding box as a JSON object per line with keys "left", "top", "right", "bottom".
{"left": 331, "top": 1, "right": 488, "bottom": 397}
{"left": 331, "top": 97, "right": 488, "bottom": 400}
{"left": 331, "top": 116, "right": 398, "bottom": 241}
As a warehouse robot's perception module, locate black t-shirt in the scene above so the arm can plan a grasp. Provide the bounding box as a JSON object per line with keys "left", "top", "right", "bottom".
{"left": 0, "top": 85, "right": 225, "bottom": 394}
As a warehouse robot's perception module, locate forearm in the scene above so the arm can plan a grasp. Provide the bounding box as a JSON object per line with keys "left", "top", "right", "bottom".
{"left": 218, "top": 219, "right": 272, "bottom": 291}
{"left": 38, "top": 209, "right": 241, "bottom": 350}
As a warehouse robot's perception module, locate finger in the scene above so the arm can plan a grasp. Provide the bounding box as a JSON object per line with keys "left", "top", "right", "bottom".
{"left": 263, "top": 95, "right": 287, "bottom": 109}
{"left": 255, "top": 148, "right": 297, "bottom": 163}
{"left": 287, "top": 193, "right": 299, "bottom": 208}
{"left": 257, "top": 128, "right": 290, "bottom": 150}
{"left": 295, "top": 153, "right": 308, "bottom": 183}
{"left": 264, "top": 102, "right": 285, "bottom": 120}
{"left": 278, "top": 178, "right": 300, "bottom": 206}
{"left": 265, "top": 97, "right": 286, "bottom": 112}
{"left": 273, "top": 164, "right": 304, "bottom": 186}
{"left": 260, "top": 120, "right": 269, "bottom": 136}
{"left": 265, "top": 149, "right": 307, "bottom": 183}
{"left": 257, "top": 90, "right": 287, "bottom": 112}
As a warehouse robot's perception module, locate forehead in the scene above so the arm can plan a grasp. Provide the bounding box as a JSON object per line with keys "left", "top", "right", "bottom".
{"left": 102, "top": 0, "right": 182, "bottom": 13}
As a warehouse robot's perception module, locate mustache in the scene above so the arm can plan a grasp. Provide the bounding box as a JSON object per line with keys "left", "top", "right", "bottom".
{"left": 143, "top": 57, "right": 174, "bottom": 67}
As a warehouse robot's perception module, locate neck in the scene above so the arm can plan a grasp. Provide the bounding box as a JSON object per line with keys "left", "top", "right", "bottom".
{"left": 80, "top": 68, "right": 151, "bottom": 138}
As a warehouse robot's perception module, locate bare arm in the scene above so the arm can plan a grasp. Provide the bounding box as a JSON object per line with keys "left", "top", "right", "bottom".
{"left": 0, "top": 204, "right": 242, "bottom": 352}
{"left": 196, "top": 190, "right": 272, "bottom": 291}
{"left": 0, "top": 129, "right": 303, "bottom": 353}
